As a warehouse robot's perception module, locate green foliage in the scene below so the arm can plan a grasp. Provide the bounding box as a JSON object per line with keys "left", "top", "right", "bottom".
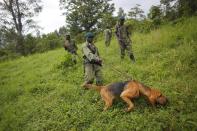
{"left": 157, "top": 0, "right": 197, "bottom": 22}
{"left": 177, "top": 0, "right": 197, "bottom": 17}
{"left": 0, "top": 0, "right": 42, "bottom": 54}
{"left": 0, "top": 17, "right": 197, "bottom": 130}
{"left": 57, "top": 53, "right": 76, "bottom": 69}
{"left": 23, "top": 34, "right": 38, "bottom": 55}
{"left": 117, "top": 7, "right": 126, "bottom": 17}
{"left": 58, "top": 26, "right": 67, "bottom": 37}
{"left": 148, "top": 5, "right": 163, "bottom": 27}
{"left": 0, "top": 50, "right": 20, "bottom": 62}
{"left": 60, "top": 0, "right": 115, "bottom": 33}
{"left": 59, "top": 0, "right": 115, "bottom": 44}
{"left": 128, "top": 4, "right": 145, "bottom": 20}
{"left": 98, "top": 13, "right": 117, "bottom": 30}
{"left": 125, "top": 19, "right": 153, "bottom": 33}
{"left": 0, "top": 32, "right": 64, "bottom": 61}
{"left": 35, "top": 33, "right": 63, "bottom": 53}
{"left": 160, "top": 0, "right": 177, "bottom": 21}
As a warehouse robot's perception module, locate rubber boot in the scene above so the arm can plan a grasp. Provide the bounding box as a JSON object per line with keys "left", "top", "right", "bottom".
{"left": 130, "top": 54, "right": 135, "bottom": 63}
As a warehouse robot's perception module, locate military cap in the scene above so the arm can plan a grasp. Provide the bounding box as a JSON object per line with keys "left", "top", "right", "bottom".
{"left": 65, "top": 33, "right": 70, "bottom": 36}
{"left": 119, "top": 16, "right": 125, "bottom": 20}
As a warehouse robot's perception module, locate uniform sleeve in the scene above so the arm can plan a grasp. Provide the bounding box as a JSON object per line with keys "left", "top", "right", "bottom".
{"left": 126, "top": 26, "right": 131, "bottom": 37}
{"left": 64, "top": 41, "right": 68, "bottom": 49}
{"left": 82, "top": 45, "right": 100, "bottom": 62}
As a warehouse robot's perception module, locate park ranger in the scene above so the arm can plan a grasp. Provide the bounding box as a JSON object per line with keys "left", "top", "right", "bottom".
{"left": 64, "top": 33, "right": 78, "bottom": 64}
{"left": 104, "top": 26, "right": 112, "bottom": 47}
{"left": 115, "top": 16, "right": 135, "bottom": 62}
{"left": 81, "top": 32, "right": 103, "bottom": 86}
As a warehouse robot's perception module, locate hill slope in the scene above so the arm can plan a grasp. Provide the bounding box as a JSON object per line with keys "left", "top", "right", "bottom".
{"left": 0, "top": 17, "right": 197, "bottom": 130}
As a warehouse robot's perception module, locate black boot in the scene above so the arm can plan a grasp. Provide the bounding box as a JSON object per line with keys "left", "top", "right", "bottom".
{"left": 96, "top": 80, "right": 103, "bottom": 86}
{"left": 130, "top": 54, "right": 135, "bottom": 63}
{"left": 81, "top": 81, "right": 93, "bottom": 89}
{"left": 73, "top": 59, "right": 77, "bottom": 64}
{"left": 121, "top": 55, "right": 125, "bottom": 60}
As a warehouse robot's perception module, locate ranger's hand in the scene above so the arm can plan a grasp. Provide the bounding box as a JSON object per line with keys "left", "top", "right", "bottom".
{"left": 97, "top": 59, "right": 102, "bottom": 66}
{"left": 94, "top": 59, "right": 102, "bottom": 66}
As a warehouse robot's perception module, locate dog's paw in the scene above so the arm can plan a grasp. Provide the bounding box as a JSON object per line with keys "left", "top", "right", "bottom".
{"left": 124, "top": 107, "right": 132, "bottom": 112}
{"left": 81, "top": 84, "right": 89, "bottom": 90}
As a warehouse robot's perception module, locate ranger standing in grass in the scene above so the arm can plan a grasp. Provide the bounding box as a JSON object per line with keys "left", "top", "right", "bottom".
{"left": 64, "top": 33, "right": 78, "bottom": 64}
{"left": 104, "top": 26, "right": 112, "bottom": 47}
{"left": 81, "top": 32, "right": 103, "bottom": 86}
{"left": 115, "top": 16, "right": 135, "bottom": 62}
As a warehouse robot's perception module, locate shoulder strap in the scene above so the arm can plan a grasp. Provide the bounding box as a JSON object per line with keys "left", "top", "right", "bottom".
{"left": 87, "top": 43, "right": 96, "bottom": 54}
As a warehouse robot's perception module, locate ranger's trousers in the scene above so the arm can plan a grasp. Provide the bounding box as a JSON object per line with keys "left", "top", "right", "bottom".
{"left": 119, "top": 41, "right": 133, "bottom": 59}
{"left": 84, "top": 63, "right": 102, "bottom": 85}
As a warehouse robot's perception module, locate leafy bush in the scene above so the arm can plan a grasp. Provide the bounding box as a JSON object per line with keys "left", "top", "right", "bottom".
{"left": 125, "top": 19, "right": 155, "bottom": 33}
{"left": 35, "top": 33, "right": 63, "bottom": 53}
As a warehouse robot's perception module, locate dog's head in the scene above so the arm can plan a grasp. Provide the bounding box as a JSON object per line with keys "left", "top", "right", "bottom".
{"left": 156, "top": 95, "right": 168, "bottom": 106}
{"left": 151, "top": 89, "right": 168, "bottom": 106}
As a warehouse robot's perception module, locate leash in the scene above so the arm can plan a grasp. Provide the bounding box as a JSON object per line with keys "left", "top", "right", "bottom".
{"left": 102, "top": 61, "right": 132, "bottom": 80}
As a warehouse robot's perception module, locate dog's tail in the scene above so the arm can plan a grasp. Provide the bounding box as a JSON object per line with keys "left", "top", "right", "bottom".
{"left": 83, "top": 84, "right": 104, "bottom": 92}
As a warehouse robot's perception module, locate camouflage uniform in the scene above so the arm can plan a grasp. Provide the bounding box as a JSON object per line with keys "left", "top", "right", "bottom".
{"left": 104, "top": 28, "right": 112, "bottom": 47}
{"left": 64, "top": 38, "right": 78, "bottom": 63}
{"left": 82, "top": 32, "right": 103, "bottom": 86}
{"left": 115, "top": 17, "right": 135, "bottom": 62}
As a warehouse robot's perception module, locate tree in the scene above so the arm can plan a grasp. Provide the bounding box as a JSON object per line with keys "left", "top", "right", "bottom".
{"left": 160, "top": 0, "right": 177, "bottom": 20}
{"left": 58, "top": 26, "right": 67, "bottom": 36}
{"left": 160, "top": 0, "right": 197, "bottom": 20}
{"left": 128, "top": 4, "right": 145, "bottom": 20}
{"left": 35, "top": 32, "right": 63, "bottom": 53}
{"left": 117, "top": 7, "right": 126, "bottom": 18}
{"left": 148, "top": 5, "right": 163, "bottom": 26}
{"left": 177, "top": 0, "right": 197, "bottom": 17}
{"left": 0, "top": 0, "right": 42, "bottom": 54}
{"left": 0, "top": 27, "right": 17, "bottom": 50}
{"left": 98, "top": 13, "right": 116, "bottom": 30}
{"left": 60, "top": 0, "right": 115, "bottom": 35}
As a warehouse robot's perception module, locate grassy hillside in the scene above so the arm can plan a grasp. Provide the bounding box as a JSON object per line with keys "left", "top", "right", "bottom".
{"left": 0, "top": 17, "right": 197, "bottom": 131}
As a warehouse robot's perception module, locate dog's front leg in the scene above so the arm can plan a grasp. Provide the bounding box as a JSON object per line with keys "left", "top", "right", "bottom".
{"left": 121, "top": 96, "right": 134, "bottom": 112}
{"left": 103, "top": 100, "right": 112, "bottom": 111}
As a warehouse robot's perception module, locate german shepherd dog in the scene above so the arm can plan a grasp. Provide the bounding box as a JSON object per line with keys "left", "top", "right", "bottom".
{"left": 82, "top": 80, "right": 168, "bottom": 112}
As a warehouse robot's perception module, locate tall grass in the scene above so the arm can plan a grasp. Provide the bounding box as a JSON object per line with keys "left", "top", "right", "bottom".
{"left": 0, "top": 17, "right": 197, "bottom": 131}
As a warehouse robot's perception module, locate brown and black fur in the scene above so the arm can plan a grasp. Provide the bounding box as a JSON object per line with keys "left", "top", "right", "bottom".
{"left": 83, "top": 80, "right": 168, "bottom": 112}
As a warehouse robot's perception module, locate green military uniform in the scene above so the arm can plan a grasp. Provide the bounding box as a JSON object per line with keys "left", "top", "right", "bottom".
{"left": 82, "top": 32, "right": 103, "bottom": 86}
{"left": 104, "top": 28, "right": 112, "bottom": 47}
{"left": 64, "top": 36, "right": 78, "bottom": 63}
{"left": 115, "top": 17, "right": 135, "bottom": 62}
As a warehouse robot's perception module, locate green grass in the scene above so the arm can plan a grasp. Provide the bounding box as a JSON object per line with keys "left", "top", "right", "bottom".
{"left": 0, "top": 17, "right": 197, "bottom": 131}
